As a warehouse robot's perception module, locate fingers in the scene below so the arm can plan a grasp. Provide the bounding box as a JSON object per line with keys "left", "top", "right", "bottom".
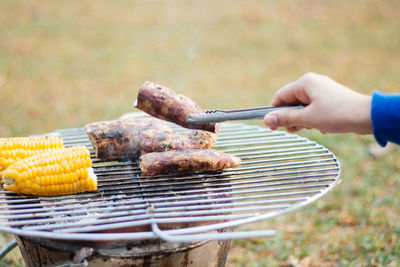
{"left": 270, "top": 81, "right": 300, "bottom": 106}
{"left": 287, "top": 126, "right": 304, "bottom": 132}
{"left": 263, "top": 108, "right": 307, "bottom": 130}
{"left": 270, "top": 74, "right": 314, "bottom": 107}
{"left": 264, "top": 113, "right": 279, "bottom": 130}
{"left": 266, "top": 73, "right": 326, "bottom": 132}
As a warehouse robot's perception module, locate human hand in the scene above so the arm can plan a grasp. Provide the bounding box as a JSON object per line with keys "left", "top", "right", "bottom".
{"left": 264, "top": 73, "right": 373, "bottom": 135}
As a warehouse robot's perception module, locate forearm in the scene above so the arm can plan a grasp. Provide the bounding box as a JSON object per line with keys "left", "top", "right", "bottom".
{"left": 371, "top": 91, "right": 400, "bottom": 146}
{"left": 344, "top": 93, "right": 373, "bottom": 135}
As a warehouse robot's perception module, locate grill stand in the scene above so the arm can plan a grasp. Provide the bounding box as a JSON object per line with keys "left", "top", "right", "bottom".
{"left": 14, "top": 231, "right": 232, "bottom": 267}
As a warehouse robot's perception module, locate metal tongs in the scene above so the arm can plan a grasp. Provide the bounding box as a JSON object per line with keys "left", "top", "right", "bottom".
{"left": 186, "top": 105, "right": 304, "bottom": 124}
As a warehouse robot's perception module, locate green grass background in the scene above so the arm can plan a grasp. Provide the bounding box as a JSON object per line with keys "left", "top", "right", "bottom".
{"left": 1, "top": 0, "right": 400, "bottom": 266}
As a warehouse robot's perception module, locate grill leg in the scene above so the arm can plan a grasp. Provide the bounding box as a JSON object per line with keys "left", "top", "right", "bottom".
{"left": 0, "top": 239, "right": 17, "bottom": 260}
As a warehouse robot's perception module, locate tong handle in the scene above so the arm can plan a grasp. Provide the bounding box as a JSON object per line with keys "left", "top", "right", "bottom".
{"left": 186, "top": 104, "right": 305, "bottom": 124}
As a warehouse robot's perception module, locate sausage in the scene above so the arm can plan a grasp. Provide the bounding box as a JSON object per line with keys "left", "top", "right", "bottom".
{"left": 135, "top": 81, "right": 218, "bottom": 133}
{"left": 139, "top": 149, "right": 241, "bottom": 176}
{"left": 85, "top": 117, "right": 219, "bottom": 161}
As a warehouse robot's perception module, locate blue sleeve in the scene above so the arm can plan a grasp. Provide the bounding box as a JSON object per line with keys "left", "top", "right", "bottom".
{"left": 371, "top": 90, "right": 400, "bottom": 147}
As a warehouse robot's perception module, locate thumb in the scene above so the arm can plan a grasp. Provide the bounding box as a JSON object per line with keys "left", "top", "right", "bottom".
{"left": 263, "top": 108, "right": 305, "bottom": 130}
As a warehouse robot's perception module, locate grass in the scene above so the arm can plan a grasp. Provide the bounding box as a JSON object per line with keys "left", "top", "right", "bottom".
{"left": 1, "top": 0, "right": 400, "bottom": 266}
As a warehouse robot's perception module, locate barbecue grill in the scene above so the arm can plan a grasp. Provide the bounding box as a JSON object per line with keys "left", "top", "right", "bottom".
{"left": 0, "top": 112, "right": 340, "bottom": 266}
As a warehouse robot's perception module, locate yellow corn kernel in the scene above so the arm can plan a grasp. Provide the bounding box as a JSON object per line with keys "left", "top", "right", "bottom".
{"left": 1, "top": 146, "right": 97, "bottom": 196}
{"left": 0, "top": 136, "right": 64, "bottom": 173}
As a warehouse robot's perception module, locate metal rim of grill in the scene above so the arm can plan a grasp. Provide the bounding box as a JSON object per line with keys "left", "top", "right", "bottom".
{"left": 0, "top": 113, "right": 341, "bottom": 242}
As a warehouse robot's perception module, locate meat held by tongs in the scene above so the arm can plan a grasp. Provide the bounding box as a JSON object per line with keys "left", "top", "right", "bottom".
{"left": 134, "top": 81, "right": 218, "bottom": 133}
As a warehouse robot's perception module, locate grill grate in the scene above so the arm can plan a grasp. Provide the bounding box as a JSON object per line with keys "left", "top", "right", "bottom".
{"left": 0, "top": 114, "right": 340, "bottom": 241}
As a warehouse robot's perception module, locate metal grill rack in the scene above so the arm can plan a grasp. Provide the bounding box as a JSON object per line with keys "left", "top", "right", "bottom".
{"left": 0, "top": 115, "right": 340, "bottom": 242}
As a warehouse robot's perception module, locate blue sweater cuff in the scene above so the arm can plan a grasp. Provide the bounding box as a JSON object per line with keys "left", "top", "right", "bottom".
{"left": 371, "top": 90, "right": 400, "bottom": 147}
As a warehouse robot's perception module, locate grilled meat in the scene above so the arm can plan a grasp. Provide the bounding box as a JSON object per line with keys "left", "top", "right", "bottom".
{"left": 139, "top": 149, "right": 241, "bottom": 176}
{"left": 135, "top": 81, "right": 218, "bottom": 133}
{"left": 85, "top": 117, "right": 219, "bottom": 161}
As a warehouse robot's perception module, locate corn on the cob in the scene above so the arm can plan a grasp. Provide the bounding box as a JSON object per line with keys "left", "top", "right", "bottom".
{"left": 1, "top": 145, "right": 97, "bottom": 196}
{"left": 0, "top": 136, "right": 64, "bottom": 172}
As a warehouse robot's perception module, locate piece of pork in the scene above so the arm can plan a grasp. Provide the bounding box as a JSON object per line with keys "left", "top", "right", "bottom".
{"left": 139, "top": 149, "right": 241, "bottom": 176}
{"left": 85, "top": 117, "right": 219, "bottom": 161}
{"left": 135, "top": 81, "right": 218, "bottom": 133}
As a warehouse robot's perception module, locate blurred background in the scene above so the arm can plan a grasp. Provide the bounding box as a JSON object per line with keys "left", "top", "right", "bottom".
{"left": 1, "top": 0, "right": 399, "bottom": 266}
